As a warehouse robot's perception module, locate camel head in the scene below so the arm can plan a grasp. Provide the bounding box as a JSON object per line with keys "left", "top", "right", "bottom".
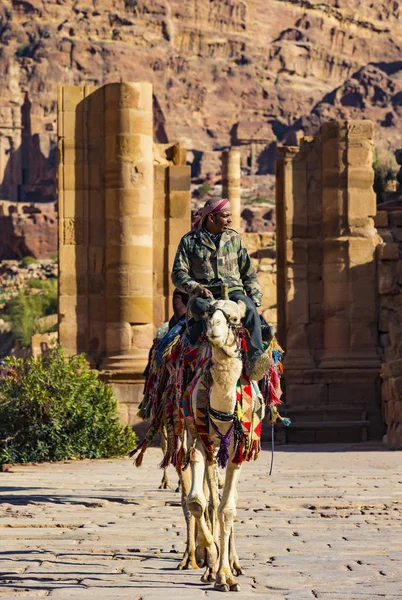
{"left": 206, "top": 299, "right": 247, "bottom": 350}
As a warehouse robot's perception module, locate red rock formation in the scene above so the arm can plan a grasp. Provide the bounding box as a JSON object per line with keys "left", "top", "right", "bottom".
{"left": 0, "top": 202, "right": 57, "bottom": 260}
{"left": 1, "top": 0, "right": 402, "bottom": 200}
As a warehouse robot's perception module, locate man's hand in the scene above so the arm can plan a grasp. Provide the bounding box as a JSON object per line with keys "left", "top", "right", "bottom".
{"left": 256, "top": 305, "right": 263, "bottom": 316}
{"left": 195, "top": 286, "right": 213, "bottom": 299}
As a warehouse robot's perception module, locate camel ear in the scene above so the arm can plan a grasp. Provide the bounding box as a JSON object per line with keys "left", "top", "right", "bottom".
{"left": 237, "top": 300, "right": 247, "bottom": 320}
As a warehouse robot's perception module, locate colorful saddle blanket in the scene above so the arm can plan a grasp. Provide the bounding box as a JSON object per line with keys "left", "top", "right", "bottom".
{"left": 133, "top": 326, "right": 284, "bottom": 470}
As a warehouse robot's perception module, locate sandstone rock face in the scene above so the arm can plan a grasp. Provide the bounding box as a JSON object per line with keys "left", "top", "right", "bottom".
{"left": 0, "top": 201, "right": 57, "bottom": 260}
{"left": 1, "top": 0, "right": 402, "bottom": 203}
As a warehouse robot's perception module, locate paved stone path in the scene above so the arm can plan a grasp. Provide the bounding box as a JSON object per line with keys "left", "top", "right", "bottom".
{"left": 0, "top": 444, "right": 401, "bottom": 600}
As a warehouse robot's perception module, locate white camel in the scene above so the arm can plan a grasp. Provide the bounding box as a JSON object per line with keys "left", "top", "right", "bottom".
{"left": 178, "top": 298, "right": 262, "bottom": 592}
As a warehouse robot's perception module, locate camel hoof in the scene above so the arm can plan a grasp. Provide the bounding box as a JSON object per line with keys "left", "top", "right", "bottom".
{"left": 231, "top": 565, "right": 244, "bottom": 576}
{"left": 158, "top": 483, "right": 172, "bottom": 490}
{"left": 201, "top": 567, "right": 216, "bottom": 582}
{"left": 214, "top": 583, "right": 230, "bottom": 592}
{"left": 177, "top": 551, "right": 198, "bottom": 570}
{"left": 230, "top": 583, "right": 241, "bottom": 592}
{"left": 175, "top": 486, "right": 181, "bottom": 493}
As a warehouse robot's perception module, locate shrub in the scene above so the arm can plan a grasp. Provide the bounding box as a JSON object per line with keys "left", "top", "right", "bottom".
{"left": 197, "top": 183, "right": 213, "bottom": 199}
{"left": 0, "top": 346, "right": 137, "bottom": 465}
{"left": 6, "top": 280, "right": 57, "bottom": 346}
{"left": 21, "top": 256, "right": 37, "bottom": 267}
{"left": 373, "top": 148, "right": 397, "bottom": 204}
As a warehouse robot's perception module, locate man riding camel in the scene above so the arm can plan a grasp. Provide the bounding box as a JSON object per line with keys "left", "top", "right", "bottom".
{"left": 171, "top": 197, "right": 270, "bottom": 381}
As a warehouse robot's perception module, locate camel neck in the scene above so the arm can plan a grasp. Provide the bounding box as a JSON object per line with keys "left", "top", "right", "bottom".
{"left": 209, "top": 348, "right": 242, "bottom": 417}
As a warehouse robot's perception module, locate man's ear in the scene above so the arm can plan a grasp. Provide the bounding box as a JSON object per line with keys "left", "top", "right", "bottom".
{"left": 237, "top": 300, "right": 247, "bottom": 319}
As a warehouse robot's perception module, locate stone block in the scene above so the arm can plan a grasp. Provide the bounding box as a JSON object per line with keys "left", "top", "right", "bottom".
{"left": 61, "top": 163, "right": 86, "bottom": 191}
{"left": 377, "top": 243, "right": 399, "bottom": 261}
{"left": 374, "top": 210, "right": 389, "bottom": 228}
{"left": 61, "top": 190, "right": 85, "bottom": 219}
{"left": 59, "top": 139, "right": 84, "bottom": 164}
{"left": 89, "top": 218, "right": 105, "bottom": 247}
{"left": 389, "top": 210, "right": 402, "bottom": 228}
{"left": 88, "top": 294, "right": 106, "bottom": 321}
{"left": 131, "top": 323, "right": 154, "bottom": 350}
{"left": 347, "top": 237, "right": 377, "bottom": 265}
{"left": 59, "top": 245, "right": 88, "bottom": 275}
{"left": 107, "top": 296, "right": 153, "bottom": 323}
{"left": 105, "top": 108, "right": 153, "bottom": 137}
{"left": 286, "top": 239, "right": 308, "bottom": 264}
{"left": 286, "top": 383, "right": 327, "bottom": 405}
{"left": 106, "top": 245, "right": 152, "bottom": 270}
{"left": 168, "top": 190, "right": 191, "bottom": 219}
{"left": 257, "top": 271, "right": 276, "bottom": 307}
{"left": 168, "top": 165, "right": 191, "bottom": 192}
{"left": 60, "top": 111, "right": 85, "bottom": 140}
{"left": 347, "top": 189, "right": 376, "bottom": 220}
{"left": 378, "top": 262, "right": 397, "bottom": 294}
{"left": 59, "top": 273, "right": 88, "bottom": 296}
{"left": 59, "top": 294, "right": 87, "bottom": 321}
{"left": 346, "top": 143, "right": 372, "bottom": 168}
{"left": 105, "top": 188, "right": 152, "bottom": 219}
{"left": 323, "top": 318, "right": 349, "bottom": 350}
{"left": 61, "top": 85, "right": 85, "bottom": 111}
{"left": 105, "top": 322, "right": 132, "bottom": 353}
{"left": 377, "top": 228, "right": 394, "bottom": 243}
{"left": 104, "top": 82, "right": 153, "bottom": 111}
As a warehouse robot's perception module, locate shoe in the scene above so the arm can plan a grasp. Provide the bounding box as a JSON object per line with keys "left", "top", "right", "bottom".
{"left": 250, "top": 352, "right": 271, "bottom": 381}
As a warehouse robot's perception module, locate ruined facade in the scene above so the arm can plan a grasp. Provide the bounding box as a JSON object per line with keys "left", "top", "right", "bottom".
{"left": 276, "top": 121, "right": 383, "bottom": 443}
{"left": 58, "top": 82, "right": 190, "bottom": 422}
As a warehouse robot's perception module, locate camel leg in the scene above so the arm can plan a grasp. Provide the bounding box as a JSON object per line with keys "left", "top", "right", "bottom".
{"left": 215, "top": 461, "right": 242, "bottom": 592}
{"left": 177, "top": 465, "right": 197, "bottom": 569}
{"left": 200, "top": 461, "right": 220, "bottom": 583}
{"left": 187, "top": 443, "right": 219, "bottom": 577}
{"left": 159, "top": 427, "right": 171, "bottom": 490}
{"left": 229, "top": 488, "right": 243, "bottom": 576}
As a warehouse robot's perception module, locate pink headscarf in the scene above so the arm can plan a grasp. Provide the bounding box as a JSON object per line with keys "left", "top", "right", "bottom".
{"left": 193, "top": 197, "right": 232, "bottom": 229}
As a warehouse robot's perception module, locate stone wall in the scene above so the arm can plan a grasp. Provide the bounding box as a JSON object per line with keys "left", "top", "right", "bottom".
{"left": 376, "top": 209, "right": 402, "bottom": 447}
{"left": 276, "top": 121, "right": 383, "bottom": 443}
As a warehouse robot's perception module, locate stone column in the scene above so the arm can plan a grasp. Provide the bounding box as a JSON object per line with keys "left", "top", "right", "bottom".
{"left": 102, "top": 82, "right": 154, "bottom": 375}
{"left": 58, "top": 85, "right": 89, "bottom": 357}
{"left": 222, "top": 149, "right": 241, "bottom": 231}
{"left": 276, "top": 145, "right": 315, "bottom": 370}
{"left": 320, "top": 120, "right": 379, "bottom": 369}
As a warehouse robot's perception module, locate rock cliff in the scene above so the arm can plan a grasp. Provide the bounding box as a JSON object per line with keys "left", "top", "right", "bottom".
{"left": 1, "top": 0, "right": 402, "bottom": 203}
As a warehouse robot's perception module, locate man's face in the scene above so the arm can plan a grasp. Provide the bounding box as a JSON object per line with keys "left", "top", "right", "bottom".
{"left": 208, "top": 211, "right": 232, "bottom": 234}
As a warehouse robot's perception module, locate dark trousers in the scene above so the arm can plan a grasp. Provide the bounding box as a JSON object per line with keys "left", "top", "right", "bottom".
{"left": 191, "top": 291, "right": 263, "bottom": 363}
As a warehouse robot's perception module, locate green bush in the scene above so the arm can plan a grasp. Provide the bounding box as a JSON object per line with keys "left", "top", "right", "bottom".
{"left": 197, "top": 183, "right": 213, "bottom": 199}
{"left": 21, "top": 256, "right": 37, "bottom": 267}
{"left": 373, "top": 148, "right": 397, "bottom": 204}
{"left": 6, "top": 280, "right": 57, "bottom": 346}
{"left": 0, "top": 346, "right": 137, "bottom": 465}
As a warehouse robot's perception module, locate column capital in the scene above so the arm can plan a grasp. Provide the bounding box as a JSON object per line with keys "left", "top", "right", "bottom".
{"left": 277, "top": 146, "right": 299, "bottom": 162}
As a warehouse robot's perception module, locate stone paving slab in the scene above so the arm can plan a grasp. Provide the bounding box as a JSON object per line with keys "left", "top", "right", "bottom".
{"left": 0, "top": 444, "right": 401, "bottom": 599}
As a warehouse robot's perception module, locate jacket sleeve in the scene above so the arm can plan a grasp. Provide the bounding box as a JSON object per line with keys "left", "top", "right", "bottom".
{"left": 171, "top": 238, "right": 199, "bottom": 295}
{"left": 238, "top": 239, "right": 263, "bottom": 306}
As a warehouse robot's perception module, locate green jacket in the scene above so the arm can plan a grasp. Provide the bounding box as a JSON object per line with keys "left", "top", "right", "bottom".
{"left": 171, "top": 227, "right": 262, "bottom": 305}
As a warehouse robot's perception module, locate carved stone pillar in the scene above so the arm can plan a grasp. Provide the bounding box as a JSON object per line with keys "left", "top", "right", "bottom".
{"left": 222, "top": 149, "right": 241, "bottom": 231}
{"left": 102, "top": 82, "right": 154, "bottom": 375}
{"left": 320, "top": 120, "right": 379, "bottom": 369}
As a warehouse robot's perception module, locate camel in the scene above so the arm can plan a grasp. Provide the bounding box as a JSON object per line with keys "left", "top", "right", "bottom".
{"left": 134, "top": 297, "right": 284, "bottom": 592}
{"left": 177, "top": 298, "right": 262, "bottom": 592}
